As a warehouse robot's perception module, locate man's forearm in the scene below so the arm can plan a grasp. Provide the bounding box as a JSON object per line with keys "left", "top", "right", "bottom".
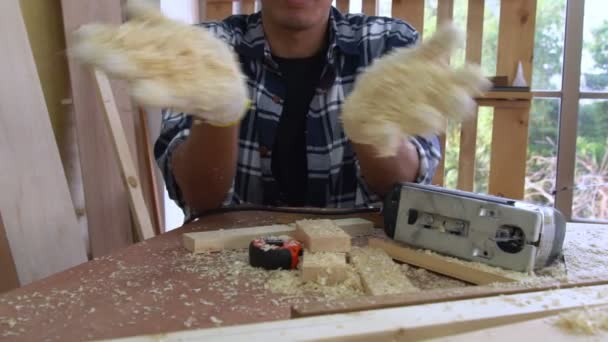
{"left": 171, "top": 122, "right": 239, "bottom": 212}
{"left": 353, "top": 139, "right": 420, "bottom": 198}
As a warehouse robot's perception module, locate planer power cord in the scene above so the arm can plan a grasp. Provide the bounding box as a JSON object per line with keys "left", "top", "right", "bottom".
{"left": 184, "top": 204, "right": 382, "bottom": 225}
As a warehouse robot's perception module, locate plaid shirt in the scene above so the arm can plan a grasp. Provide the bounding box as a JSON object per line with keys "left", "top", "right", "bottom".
{"left": 154, "top": 7, "right": 441, "bottom": 220}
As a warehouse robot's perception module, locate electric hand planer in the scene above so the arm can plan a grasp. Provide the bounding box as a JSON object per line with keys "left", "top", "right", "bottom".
{"left": 382, "top": 182, "right": 567, "bottom": 273}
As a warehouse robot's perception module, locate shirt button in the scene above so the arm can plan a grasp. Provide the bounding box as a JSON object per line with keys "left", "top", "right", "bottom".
{"left": 271, "top": 95, "right": 281, "bottom": 104}
{"left": 259, "top": 145, "right": 271, "bottom": 157}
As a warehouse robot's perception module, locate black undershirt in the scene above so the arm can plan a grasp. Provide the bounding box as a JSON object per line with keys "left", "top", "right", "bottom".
{"left": 271, "top": 49, "right": 326, "bottom": 206}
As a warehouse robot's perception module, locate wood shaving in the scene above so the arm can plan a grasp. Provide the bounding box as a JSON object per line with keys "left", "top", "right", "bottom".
{"left": 553, "top": 307, "right": 608, "bottom": 335}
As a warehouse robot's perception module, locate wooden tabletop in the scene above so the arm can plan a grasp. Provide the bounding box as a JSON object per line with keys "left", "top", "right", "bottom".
{"left": 0, "top": 210, "right": 605, "bottom": 341}
{"left": 0, "top": 210, "right": 384, "bottom": 341}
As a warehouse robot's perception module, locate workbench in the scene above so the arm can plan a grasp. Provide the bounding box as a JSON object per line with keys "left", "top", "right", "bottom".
{"left": 0, "top": 211, "right": 606, "bottom": 341}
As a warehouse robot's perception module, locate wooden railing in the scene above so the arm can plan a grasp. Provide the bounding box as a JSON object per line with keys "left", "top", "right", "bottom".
{"left": 200, "top": 0, "right": 537, "bottom": 200}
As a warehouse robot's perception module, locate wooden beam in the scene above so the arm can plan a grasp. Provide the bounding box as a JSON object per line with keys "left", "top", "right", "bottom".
{"left": 205, "top": 0, "right": 234, "bottom": 20}
{"left": 362, "top": 0, "right": 376, "bottom": 15}
{"left": 0, "top": 0, "right": 88, "bottom": 285}
{"left": 457, "top": 0, "right": 485, "bottom": 191}
{"left": 137, "top": 107, "right": 163, "bottom": 235}
{"left": 0, "top": 213, "right": 19, "bottom": 293}
{"left": 93, "top": 70, "right": 155, "bottom": 241}
{"left": 291, "top": 275, "right": 608, "bottom": 318}
{"left": 109, "top": 285, "right": 608, "bottom": 341}
{"left": 432, "top": 0, "right": 454, "bottom": 187}
{"left": 391, "top": 0, "right": 425, "bottom": 36}
{"left": 368, "top": 238, "right": 520, "bottom": 285}
{"left": 336, "top": 0, "right": 350, "bottom": 13}
{"left": 489, "top": 0, "right": 537, "bottom": 200}
{"left": 183, "top": 218, "right": 374, "bottom": 253}
{"left": 61, "top": 0, "right": 135, "bottom": 257}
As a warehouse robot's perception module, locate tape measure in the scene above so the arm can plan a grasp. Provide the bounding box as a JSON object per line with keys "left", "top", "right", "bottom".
{"left": 248, "top": 237, "right": 303, "bottom": 270}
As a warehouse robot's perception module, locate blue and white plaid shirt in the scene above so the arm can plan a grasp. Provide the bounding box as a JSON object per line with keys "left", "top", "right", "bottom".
{"left": 154, "top": 7, "right": 441, "bottom": 220}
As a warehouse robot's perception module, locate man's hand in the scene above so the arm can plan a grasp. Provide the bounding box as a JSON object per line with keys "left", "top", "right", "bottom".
{"left": 340, "top": 22, "right": 491, "bottom": 158}
{"left": 69, "top": 0, "right": 249, "bottom": 127}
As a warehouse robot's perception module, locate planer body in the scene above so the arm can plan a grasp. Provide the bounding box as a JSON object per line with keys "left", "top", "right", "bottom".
{"left": 382, "top": 182, "right": 566, "bottom": 273}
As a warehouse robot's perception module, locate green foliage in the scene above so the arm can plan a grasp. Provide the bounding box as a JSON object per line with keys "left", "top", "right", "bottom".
{"left": 584, "top": 20, "right": 608, "bottom": 90}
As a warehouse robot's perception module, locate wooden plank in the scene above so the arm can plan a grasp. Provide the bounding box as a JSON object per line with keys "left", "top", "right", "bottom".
{"left": 183, "top": 218, "right": 375, "bottom": 253}
{"left": 206, "top": 0, "right": 234, "bottom": 20}
{"left": 291, "top": 275, "right": 608, "bottom": 318}
{"left": 0, "top": 0, "right": 88, "bottom": 285}
{"left": 0, "top": 213, "right": 19, "bottom": 292}
{"left": 93, "top": 70, "right": 155, "bottom": 241}
{"left": 368, "top": 238, "right": 519, "bottom": 285}
{"left": 362, "top": 0, "right": 376, "bottom": 15}
{"left": 109, "top": 285, "right": 608, "bottom": 341}
{"left": 555, "top": 0, "right": 585, "bottom": 220}
{"left": 137, "top": 107, "right": 163, "bottom": 235}
{"left": 488, "top": 107, "right": 530, "bottom": 199}
{"left": 241, "top": 0, "right": 256, "bottom": 14}
{"left": 432, "top": 0, "right": 454, "bottom": 187}
{"left": 430, "top": 306, "right": 608, "bottom": 341}
{"left": 488, "top": 0, "right": 537, "bottom": 200}
{"left": 349, "top": 247, "right": 418, "bottom": 295}
{"left": 391, "top": 0, "right": 425, "bottom": 35}
{"left": 336, "top": 0, "right": 350, "bottom": 13}
{"left": 457, "top": 0, "right": 484, "bottom": 191}
{"left": 476, "top": 99, "right": 531, "bottom": 109}
{"left": 61, "top": 0, "right": 135, "bottom": 257}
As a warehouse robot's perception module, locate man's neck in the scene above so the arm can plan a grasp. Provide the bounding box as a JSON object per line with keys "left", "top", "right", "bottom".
{"left": 262, "top": 18, "right": 329, "bottom": 59}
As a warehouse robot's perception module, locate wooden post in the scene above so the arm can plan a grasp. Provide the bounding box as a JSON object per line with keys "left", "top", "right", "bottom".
{"left": 336, "top": 0, "right": 350, "bottom": 13}
{"left": 241, "top": 0, "right": 256, "bottom": 14}
{"left": 432, "top": 0, "right": 454, "bottom": 187}
{"left": 489, "top": 0, "right": 537, "bottom": 199}
{"left": 391, "top": 0, "right": 425, "bottom": 37}
{"left": 362, "top": 0, "right": 376, "bottom": 15}
{"left": 0, "top": 0, "right": 88, "bottom": 285}
{"left": 205, "top": 0, "right": 234, "bottom": 20}
{"left": 457, "top": 0, "right": 484, "bottom": 192}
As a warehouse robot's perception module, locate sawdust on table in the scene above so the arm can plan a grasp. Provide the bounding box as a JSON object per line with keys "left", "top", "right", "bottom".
{"left": 552, "top": 306, "right": 608, "bottom": 335}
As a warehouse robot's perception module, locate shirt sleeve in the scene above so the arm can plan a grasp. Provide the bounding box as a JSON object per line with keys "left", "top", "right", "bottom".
{"left": 153, "top": 21, "right": 239, "bottom": 220}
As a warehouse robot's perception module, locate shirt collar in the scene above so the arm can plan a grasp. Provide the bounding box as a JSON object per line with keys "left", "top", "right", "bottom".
{"left": 234, "top": 6, "right": 360, "bottom": 64}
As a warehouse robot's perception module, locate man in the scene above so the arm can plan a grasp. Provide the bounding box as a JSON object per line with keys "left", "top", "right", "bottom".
{"left": 154, "top": 1, "right": 441, "bottom": 221}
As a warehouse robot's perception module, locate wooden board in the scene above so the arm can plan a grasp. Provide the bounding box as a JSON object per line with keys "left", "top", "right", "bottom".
{"left": 391, "top": 0, "right": 425, "bottom": 36}
{"left": 368, "top": 238, "right": 519, "bottom": 285}
{"left": 93, "top": 70, "right": 155, "bottom": 241}
{"left": 291, "top": 276, "right": 608, "bottom": 318}
{"left": 0, "top": 213, "right": 19, "bottom": 293}
{"left": 61, "top": 0, "right": 135, "bottom": 257}
{"left": 0, "top": 0, "right": 87, "bottom": 285}
{"left": 457, "top": 0, "right": 485, "bottom": 191}
{"left": 106, "top": 285, "right": 608, "bottom": 341}
{"left": 183, "top": 218, "right": 375, "bottom": 253}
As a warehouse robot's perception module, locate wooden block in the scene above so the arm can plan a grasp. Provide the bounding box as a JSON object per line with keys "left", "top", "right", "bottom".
{"left": 349, "top": 246, "right": 417, "bottom": 296}
{"left": 368, "top": 238, "right": 519, "bottom": 285}
{"left": 294, "top": 219, "right": 351, "bottom": 253}
{"left": 0, "top": 0, "right": 88, "bottom": 285}
{"left": 182, "top": 218, "right": 373, "bottom": 253}
{"left": 183, "top": 224, "right": 293, "bottom": 253}
{"left": 300, "top": 252, "right": 348, "bottom": 286}
{"left": 331, "top": 217, "right": 375, "bottom": 237}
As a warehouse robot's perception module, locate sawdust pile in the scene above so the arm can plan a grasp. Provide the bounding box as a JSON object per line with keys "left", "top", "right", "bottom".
{"left": 553, "top": 307, "right": 608, "bottom": 335}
